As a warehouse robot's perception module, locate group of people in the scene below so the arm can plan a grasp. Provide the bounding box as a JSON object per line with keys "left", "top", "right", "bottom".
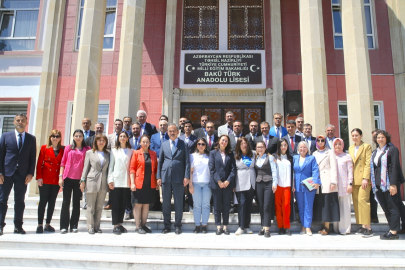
{"left": 0, "top": 111, "right": 404, "bottom": 241}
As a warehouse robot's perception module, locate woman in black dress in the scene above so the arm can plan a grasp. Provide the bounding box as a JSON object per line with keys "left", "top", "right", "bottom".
{"left": 130, "top": 135, "right": 158, "bottom": 234}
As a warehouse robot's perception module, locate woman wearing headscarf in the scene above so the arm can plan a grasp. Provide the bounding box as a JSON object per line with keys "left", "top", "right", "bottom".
{"left": 312, "top": 135, "right": 339, "bottom": 235}
{"left": 332, "top": 138, "right": 354, "bottom": 235}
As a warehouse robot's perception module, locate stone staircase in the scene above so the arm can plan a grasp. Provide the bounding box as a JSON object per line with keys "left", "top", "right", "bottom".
{"left": 0, "top": 194, "right": 404, "bottom": 269}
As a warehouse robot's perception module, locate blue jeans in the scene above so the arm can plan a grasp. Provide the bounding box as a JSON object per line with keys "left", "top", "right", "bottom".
{"left": 192, "top": 182, "right": 212, "bottom": 226}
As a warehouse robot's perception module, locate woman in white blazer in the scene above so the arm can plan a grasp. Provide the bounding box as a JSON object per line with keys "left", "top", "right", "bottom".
{"left": 312, "top": 135, "right": 339, "bottom": 235}
{"left": 108, "top": 131, "right": 134, "bottom": 235}
{"left": 80, "top": 134, "right": 110, "bottom": 234}
{"left": 234, "top": 137, "right": 256, "bottom": 235}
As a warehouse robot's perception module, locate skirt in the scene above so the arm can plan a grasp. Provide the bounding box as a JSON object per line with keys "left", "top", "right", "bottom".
{"left": 312, "top": 188, "right": 340, "bottom": 222}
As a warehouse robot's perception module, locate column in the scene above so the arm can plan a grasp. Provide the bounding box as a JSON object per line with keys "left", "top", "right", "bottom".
{"left": 341, "top": 0, "right": 374, "bottom": 144}
{"left": 299, "top": 0, "right": 330, "bottom": 136}
{"left": 71, "top": 0, "right": 107, "bottom": 131}
{"left": 114, "top": 0, "right": 146, "bottom": 120}
{"left": 31, "top": 0, "right": 66, "bottom": 196}
{"left": 271, "top": 0, "right": 284, "bottom": 115}
{"left": 387, "top": 0, "right": 405, "bottom": 194}
{"left": 162, "top": 0, "right": 177, "bottom": 119}
{"left": 266, "top": 88, "right": 273, "bottom": 121}
{"left": 172, "top": 88, "right": 180, "bottom": 125}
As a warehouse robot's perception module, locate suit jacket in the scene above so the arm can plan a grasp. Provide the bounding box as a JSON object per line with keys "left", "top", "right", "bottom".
{"left": 254, "top": 135, "right": 278, "bottom": 155}
{"left": 208, "top": 150, "right": 236, "bottom": 190}
{"left": 235, "top": 152, "right": 256, "bottom": 191}
{"left": 157, "top": 139, "right": 190, "bottom": 183}
{"left": 83, "top": 130, "right": 95, "bottom": 140}
{"left": 85, "top": 135, "right": 95, "bottom": 149}
{"left": 150, "top": 132, "right": 169, "bottom": 157}
{"left": 81, "top": 150, "right": 110, "bottom": 193}
{"left": 206, "top": 134, "right": 219, "bottom": 152}
{"left": 303, "top": 136, "right": 317, "bottom": 154}
{"left": 371, "top": 144, "right": 404, "bottom": 187}
{"left": 107, "top": 132, "right": 119, "bottom": 149}
{"left": 348, "top": 142, "right": 372, "bottom": 185}
{"left": 130, "top": 149, "right": 158, "bottom": 189}
{"left": 293, "top": 154, "right": 321, "bottom": 193}
{"left": 313, "top": 149, "right": 338, "bottom": 193}
{"left": 36, "top": 145, "right": 65, "bottom": 185}
{"left": 218, "top": 124, "right": 231, "bottom": 137}
{"left": 270, "top": 126, "right": 288, "bottom": 138}
{"left": 325, "top": 137, "right": 336, "bottom": 149}
{"left": 0, "top": 131, "right": 36, "bottom": 177}
{"left": 245, "top": 133, "right": 260, "bottom": 151}
{"left": 108, "top": 148, "right": 134, "bottom": 188}
{"left": 282, "top": 134, "right": 302, "bottom": 156}
{"left": 193, "top": 127, "right": 218, "bottom": 139}
{"left": 229, "top": 134, "right": 243, "bottom": 152}
{"left": 129, "top": 135, "right": 142, "bottom": 150}
{"left": 179, "top": 134, "right": 197, "bottom": 153}
{"left": 142, "top": 122, "right": 158, "bottom": 136}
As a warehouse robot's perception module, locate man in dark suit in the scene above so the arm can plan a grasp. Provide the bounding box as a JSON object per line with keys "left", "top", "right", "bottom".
{"left": 228, "top": 120, "right": 244, "bottom": 151}
{"left": 137, "top": 110, "right": 157, "bottom": 136}
{"left": 157, "top": 124, "right": 190, "bottom": 234}
{"left": 82, "top": 118, "right": 95, "bottom": 140}
{"left": 129, "top": 122, "right": 142, "bottom": 150}
{"left": 245, "top": 121, "right": 260, "bottom": 150}
{"left": 123, "top": 116, "right": 133, "bottom": 136}
{"left": 283, "top": 120, "right": 302, "bottom": 156}
{"left": 0, "top": 114, "right": 36, "bottom": 235}
{"left": 255, "top": 121, "right": 278, "bottom": 155}
{"left": 325, "top": 124, "right": 336, "bottom": 149}
{"left": 85, "top": 122, "right": 104, "bottom": 149}
{"left": 193, "top": 115, "right": 218, "bottom": 139}
{"left": 205, "top": 121, "right": 218, "bottom": 151}
{"left": 178, "top": 117, "right": 187, "bottom": 136}
{"left": 156, "top": 115, "right": 168, "bottom": 133}
{"left": 303, "top": 123, "right": 317, "bottom": 154}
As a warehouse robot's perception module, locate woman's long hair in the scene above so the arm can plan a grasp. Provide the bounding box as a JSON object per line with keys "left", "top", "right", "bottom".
{"left": 215, "top": 134, "right": 232, "bottom": 154}
{"left": 194, "top": 137, "right": 210, "bottom": 155}
{"left": 234, "top": 137, "right": 253, "bottom": 160}
{"left": 70, "top": 129, "right": 87, "bottom": 150}
{"left": 276, "top": 138, "right": 292, "bottom": 160}
{"left": 115, "top": 131, "right": 132, "bottom": 149}
{"left": 47, "top": 129, "right": 62, "bottom": 149}
{"left": 92, "top": 134, "right": 109, "bottom": 153}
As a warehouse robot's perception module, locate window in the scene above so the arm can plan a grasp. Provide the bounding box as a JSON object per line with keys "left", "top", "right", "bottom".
{"left": 0, "top": 0, "right": 40, "bottom": 51}
{"left": 331, "top": 0, "right": 375, "bottom": 49}
{"left": 228, "top": 0, "right": 264, "bottom": 50}
{"left": 65, "top": 102, "right": 110, "bottom": 145}
{"left": 0, "top": 103, "right": 28, "bottom": 135}
{"left": 182, "top": 0, "right": 219, "bottom": 50}
{"left": 338, "top": 101, "right": 384, "bottom": 150}
{"left": 76, "top": 0, "right": 117, "bottom": 50}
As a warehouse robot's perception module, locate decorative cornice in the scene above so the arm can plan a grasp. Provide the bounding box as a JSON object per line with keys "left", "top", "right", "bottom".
{"left": 179, "top": 89, "right": 266, "bottom": 97}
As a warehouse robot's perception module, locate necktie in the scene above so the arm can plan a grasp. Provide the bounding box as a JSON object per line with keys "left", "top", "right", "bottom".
{"left": 264, "top": 136, "right": 268, "bottom": 147}
{"left": 290, "top": 136, "right": 294, "bottom": 150}
{"left": 276, "top": 128, "right": 280, "bottom": 138}
{"left": 161, "top": 133, "right": 164, "bottom": 143}
{"left": 18, "top": 133, "right": 23, "bottom": 152}
{"left": 171, "top": 141, "right": 176, "bottom": 154}
{"left": 134, "top": 137, "right": 138, "bottom": 149}
{"left": 209, "top": 136, "right": 212, "bottom": 147}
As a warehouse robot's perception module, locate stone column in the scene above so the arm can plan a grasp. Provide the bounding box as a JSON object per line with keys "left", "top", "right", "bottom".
{"left": 387, "top": 0, "right": 405, "bottom": 195}
{"left": 266, "top": 88, "right": 273, "bottom": 121}
{"left": 172, "top": 88, "right": 180, "bottom": 124}
{"left": 299, "top": 0, "right": 330, "bottom": 136}
{"left": 270, "top": 0, "right": 284, "bottom": 116}
{"left": 71, "top": 0, "right": 107, "bottom": 131}
{"left": 162, "top": 0, "right": 177, "bottom": 120}
{"left": 114, "top": 0, "right": 146, "bottom": 120}
{"left": 341, "top": 0, "right": 374, "bottom": 144}
{"left": 31, "top": 0, "right": 66, "bottom": 196}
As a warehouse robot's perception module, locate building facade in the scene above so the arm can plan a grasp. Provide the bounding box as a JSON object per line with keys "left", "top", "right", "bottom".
{"left": 0, "top": 0, "right": 404, "bottom": 195}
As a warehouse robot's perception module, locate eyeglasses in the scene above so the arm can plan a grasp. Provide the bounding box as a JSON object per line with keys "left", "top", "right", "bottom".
{"left": 317, "top": 139, "right": 325, "bottom": 142}
{"left": 197, "top": 143, "right": 206, "bottom": 146}
{"left": 51, "top": 135, "right": 61, "bottom": 138}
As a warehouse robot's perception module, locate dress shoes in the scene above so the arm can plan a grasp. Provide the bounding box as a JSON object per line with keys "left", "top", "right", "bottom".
{"left": 95, "top": 228, "right": 102, "bottom": 233}
{"left": 113, "top": 227, "right": 121, "bottom": 235}
{"left": 175, "top": 227, "right": 182, "bottom": 235}
{"left": 223, "top": 228, "right": 230, "bottom": 235}
{"left": 36, "top": 226, "right": 43, "bottom": 234}
{"left": 88, "top": 228, "right": 95, "bottom": 234}
{"left": 278, "top": 228, "right": 286, "bottom": 235}
{"left": 193, "top": 226, "right": 201, "bottom": 234}
{"left": 44, "top": 224, "right": 55, "bottom": 232}
{"left": 104, "top": 204, "right": 112, "bottom": 210}
{"left": 201, "top": 226, "right": 207, "bottom": 234}
{"left": 285, "top": 229, "right": 292, "bottom": 236}
{"left": 264, "top": 230, "right": 271, "bottom": 238}
{"left": 119, "top": 225, "right": 128, "bottom": 233}
{"left": 216, "top": 228, "right": 223, "bottom": 235}
{"left": 380, "top": 232, "right": 399, "bottom": 240}
{"left": 258, "top": 229, "right": 264, "bottom": 236}
{"left": 14, "top": 227, "right": 26, "bottom": 234}
{"left": 142, "top": 225, "right": 152, "bottom": 233}
{"left": 162, "top": 228, "right": 171, "bottom": 234}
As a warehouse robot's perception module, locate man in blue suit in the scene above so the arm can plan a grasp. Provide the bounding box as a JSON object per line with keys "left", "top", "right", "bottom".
{"left": 157, "top": 124, "right": 190, "bottom": 234}
{"left": 129, "top": 122, "right": 142, "bottom": 150}
{"left": 302, "top": 123, "right": 317, "bottom": 154}
{"left": 0, "top": 114, "right": 36, "bottom": 235}
{"left": 150, "top": 120, "right": 169, "bottom": 158}
{"left": 269, "top": 113, "right": 288, "bottom": 139}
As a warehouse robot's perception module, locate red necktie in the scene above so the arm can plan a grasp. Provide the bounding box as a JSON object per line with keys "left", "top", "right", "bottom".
{"left": 209, "top": 136, "right": 212, "bottom": 147}
{"left": 290, "top": 137, "right": 294, "bottom": 150}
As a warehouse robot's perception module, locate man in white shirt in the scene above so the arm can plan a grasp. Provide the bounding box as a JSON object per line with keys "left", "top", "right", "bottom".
{"left": 325, "top": 124, "right": 337, "bottom": 149}
{"left": 282, "top": 120, "right": 302, "bottom": 156}
{"left": 295, "top": 116, "right": 304, "bottom": 137}
{"left": 303, "top": 123, "right": 316, "bottom": 154}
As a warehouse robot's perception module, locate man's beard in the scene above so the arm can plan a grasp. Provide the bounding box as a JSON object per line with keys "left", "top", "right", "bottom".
{"left": 133, "top": 132, "right": 140, "bottom": 137}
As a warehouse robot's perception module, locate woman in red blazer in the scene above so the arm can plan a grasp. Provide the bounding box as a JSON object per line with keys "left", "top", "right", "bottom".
{"left": 130, "top": 135, "right": 158, "bottom": 234}
{"left": 36, "top": 130, "right": 65, "bottom": 234}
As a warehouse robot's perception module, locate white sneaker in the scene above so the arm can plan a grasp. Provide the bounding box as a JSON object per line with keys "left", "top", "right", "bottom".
{"left": 244, "top": 228, "right": 253, "bottom": 234}
{"left": 235, "top": 227, "right": 244, "bottom": 235}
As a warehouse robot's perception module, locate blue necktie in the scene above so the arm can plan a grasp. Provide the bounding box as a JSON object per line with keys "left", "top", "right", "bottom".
{"left": 276, "top": 128, "right": 280, "bottom": 138}
{"left": 171, "top": 141, "right": 176, "bottom": 154}
{"left": 134, "top": 137, "right": 138, "bottom": 149}
{"left": 18, "top": 133, "right": 23, "bottom": 152}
